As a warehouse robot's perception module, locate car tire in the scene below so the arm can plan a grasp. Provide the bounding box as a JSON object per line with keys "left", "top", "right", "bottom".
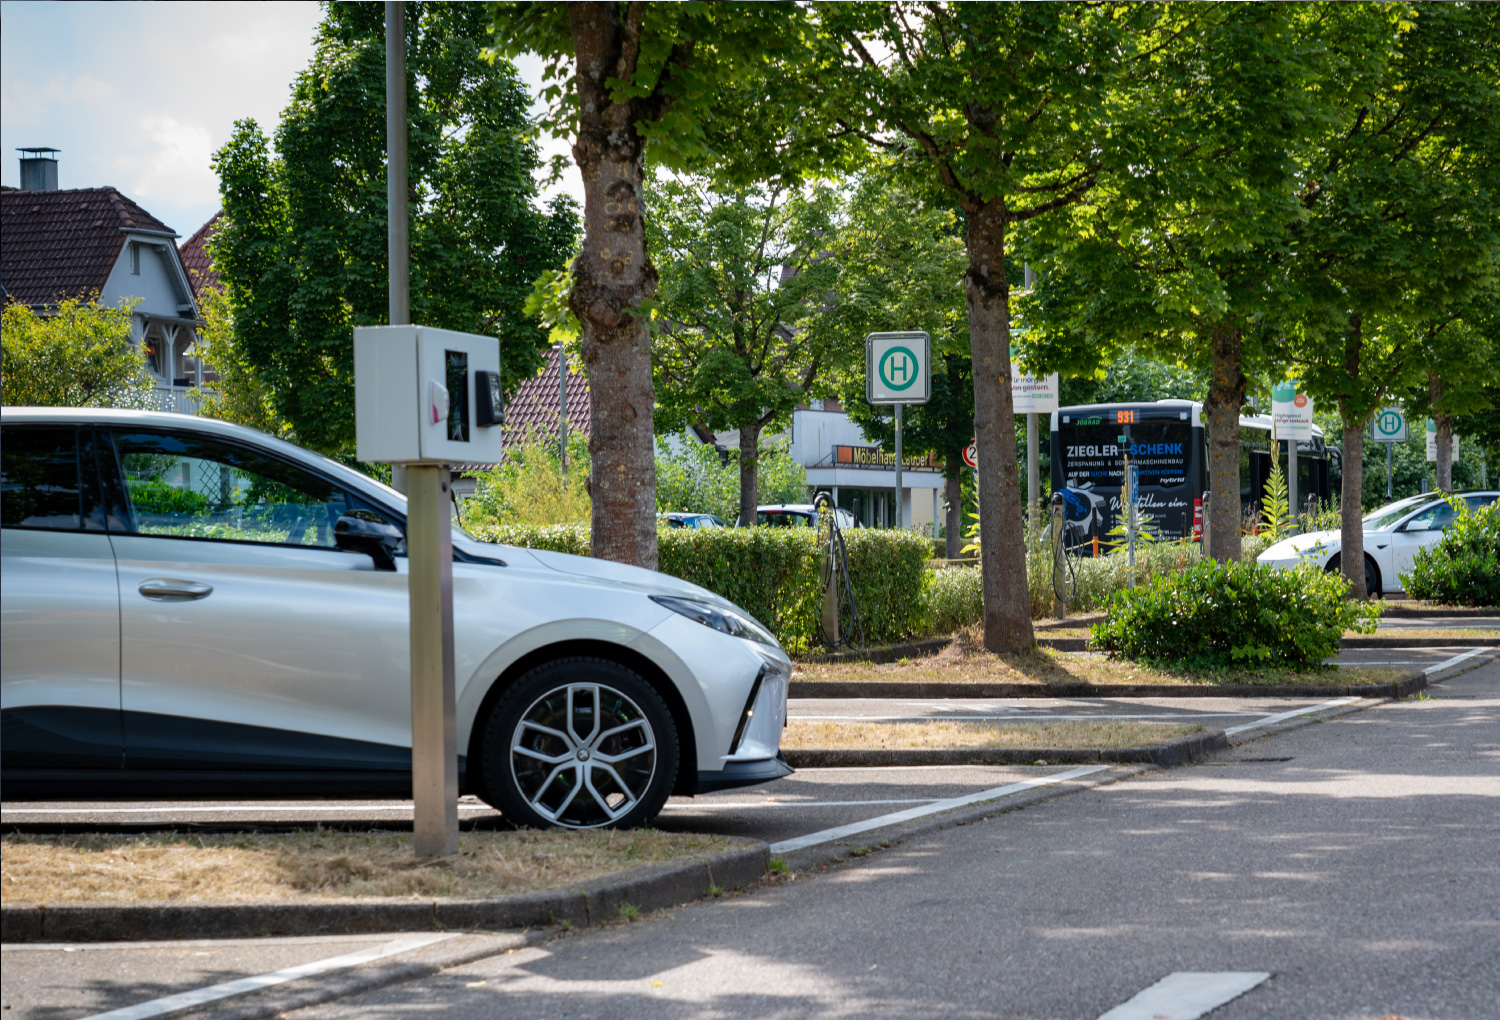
{"left": 478, "top": 657, "right": 679, "bottom": 830}
{"left": 1326, "top": 553, "right": 1382, "bottom": 597}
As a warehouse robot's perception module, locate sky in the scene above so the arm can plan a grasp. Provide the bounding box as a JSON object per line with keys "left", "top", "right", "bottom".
{"left": 0, "top": 1, "right": 579, "bottom": 239}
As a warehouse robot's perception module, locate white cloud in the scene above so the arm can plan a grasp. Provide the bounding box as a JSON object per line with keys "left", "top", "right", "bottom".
{"left": 117, "top": 114, "right": 219, "bottom": 207}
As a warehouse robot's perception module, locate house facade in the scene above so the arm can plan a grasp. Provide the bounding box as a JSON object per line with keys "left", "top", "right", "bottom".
{"left": 1, "top": 150, "right": 206, "bottom": 413}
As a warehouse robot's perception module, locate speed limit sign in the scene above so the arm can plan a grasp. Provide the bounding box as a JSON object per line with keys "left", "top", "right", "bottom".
{"left": 962, "top": 440, "right": 978, "bottom": 469}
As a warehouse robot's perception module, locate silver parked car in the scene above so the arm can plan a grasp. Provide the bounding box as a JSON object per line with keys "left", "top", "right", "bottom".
{"left": 1, "top": 408, "right": 792, "bottom": 828}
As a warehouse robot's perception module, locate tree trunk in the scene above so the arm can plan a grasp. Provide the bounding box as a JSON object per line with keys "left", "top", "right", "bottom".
{"left": 737, "top": 423, "right": 761, "bottom": 527}
{"left": 945, "top": 460, "right": 963, "bottom": 560}
{"left": 568, "top": 5, "right": 658, "bottom": 569}
{"left": 964, "top": 200, "right": 1034, "bottom": 652}
{"left": 1430, "top": 373, "right": 1453, "bottom": 492}
{"left": 1338, "top": 312, "right": 1367, "bottom": 600}
{"left": 1203, "top": 325, "right": 1246, "bottom": 563}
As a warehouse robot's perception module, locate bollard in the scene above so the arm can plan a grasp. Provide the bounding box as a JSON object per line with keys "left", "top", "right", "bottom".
{"left": 1050, "top": 491, "right": 1067, "bottom": 620}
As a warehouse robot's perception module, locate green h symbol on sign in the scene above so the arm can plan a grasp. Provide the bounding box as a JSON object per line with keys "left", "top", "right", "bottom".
{"left": 880, "top": 346, "right": 917, "bottom": 391}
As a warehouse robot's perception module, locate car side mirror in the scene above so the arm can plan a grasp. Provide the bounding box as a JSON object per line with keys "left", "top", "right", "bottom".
{"left": 335, "top": 511, "right": 404, "bottom": 571}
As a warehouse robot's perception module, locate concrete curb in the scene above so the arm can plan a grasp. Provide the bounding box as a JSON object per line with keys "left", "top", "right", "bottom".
{"left": 779, "top": 764, "right": 1158, "bottom": 873}
{"left": 1378, "top": 602, "right": 1498, "bottom": 618}
{"left": 0, "top": 842, "right": 767, "bottom": 944}
{"left": 789, "top": 671, "right": 1428, "bottom": 701}
{"left": 1035, "top": 635, "right": 1497, "bottom": 651}
{"left": 785, "top": 730, "right": 1228, "bottom": 770}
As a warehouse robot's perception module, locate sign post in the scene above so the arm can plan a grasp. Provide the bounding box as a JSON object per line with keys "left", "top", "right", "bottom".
{"left": 1010, "top": 346, "right": 1060, "bottom": 535}
{"left": 1272, "top": 381, "right": 1313, "bottom": 531}
{"left": 867, "top": 332, "right": 931, "bottom": 529}
{"left": 1370, "top": 407, "right": 1407, "bottom": 500}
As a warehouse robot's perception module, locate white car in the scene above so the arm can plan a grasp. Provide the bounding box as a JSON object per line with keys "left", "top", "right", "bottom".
{"left": 1, "top": 408, "right": 792, "bottom": 829}
{"left": 757, "top": 504, "right": 858, "bottom": 530}
{"left": 1258, "top": 490, "right": 1498, "bottom": 595}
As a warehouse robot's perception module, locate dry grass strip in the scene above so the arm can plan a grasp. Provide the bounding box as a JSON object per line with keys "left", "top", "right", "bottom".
{"left": 783, "top": 719, "right": 1203, "bottom": 751}
{"left": 1, "top": 828, "right": 723, "bottom": 905}
{"left": 795, "top": 625, "right": 1414, "bottom": 687}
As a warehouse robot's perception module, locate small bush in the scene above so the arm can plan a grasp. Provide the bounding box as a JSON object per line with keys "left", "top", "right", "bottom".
{"left": 929, "top": 565, "right": 984, "bottom": 633}
{"left": 1091, "top": 559, "right": 1380, "bottom": 669}
{"left": 1403, "top": 501, "right": 1500, "bottom": 607}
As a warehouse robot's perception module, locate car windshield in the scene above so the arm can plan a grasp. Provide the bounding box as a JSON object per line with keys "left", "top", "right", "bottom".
{"left": 757, "top": 510, "right": 813, "bottom": 527}
{"left": 1362, "top": 495, "right": 1432, "bottom": 531}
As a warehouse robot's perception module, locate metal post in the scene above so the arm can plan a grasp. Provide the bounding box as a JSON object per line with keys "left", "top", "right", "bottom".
{"left": 1287, "top": 437, "right": 1298, "bottom": 533}
{"left": 1050, "top": 492, "right": 1067, "bottom": 620}
{"left": 894, "top": 403, "right": 904, "bottom": 529}
{"left": 1386, "top": 441, "right": 1393, "bottom": 499}
{"left": 557, "top": 343, "right": 568, "bottom": 485}
{"left": 406, "top": 465, "right": 459, "bottom": 858}
{"left": 1027, "top": 411, "right": 1039, "bottom": 540}
{"left": 387, "top": 1, "right": 409, "bottom": 498}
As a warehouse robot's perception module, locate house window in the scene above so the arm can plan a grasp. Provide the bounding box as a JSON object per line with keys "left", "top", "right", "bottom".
{"left": 129, "top": 242, "right": 140, "bottom": 275}
{"left": 142, "top": 324, "right": 167, "bottom": 379}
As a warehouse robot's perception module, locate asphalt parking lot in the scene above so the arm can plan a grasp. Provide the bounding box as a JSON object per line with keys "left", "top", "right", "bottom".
{"left": 3, "top": 645, "right": 1493, "bottom": 1020}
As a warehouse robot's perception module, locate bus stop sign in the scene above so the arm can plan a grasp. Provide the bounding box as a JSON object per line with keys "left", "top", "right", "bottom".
{"left": 1371, "top": 407, "right": 1407, "bottom": 443}
{"left": 866, "top": 332, "right": 931, "bottom": 405}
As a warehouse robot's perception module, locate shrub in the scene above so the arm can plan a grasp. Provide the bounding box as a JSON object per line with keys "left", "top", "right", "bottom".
{"left": 1091, "top": 559, "right": 1379, "bottom": 669}
{"left": 465, "top": 520, "right": 931, "bottom": 653}
{"left": 1403, "top": 501, "right": 1500, "bottom": 607}
{"left": 464, "top": 432, "right": 591, "bottom": 529}
{"left": 928, "top": 565, "right": 983, "bottom": 633}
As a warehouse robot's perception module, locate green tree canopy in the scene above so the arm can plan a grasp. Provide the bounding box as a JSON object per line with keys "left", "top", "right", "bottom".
{"left": 1, "top": 297, "right": 152, "bottom": 409}
{"left": 648, "top": 172, "right": 842, "bottom": 525}
{"left": 212, "top": 2, "right": 576, "bottom": 456}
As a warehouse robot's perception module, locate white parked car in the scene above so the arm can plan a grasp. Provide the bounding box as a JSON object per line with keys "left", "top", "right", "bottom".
{"left": 1257, "top": 490, "right": 1498, "bottom": 595}
{"left": 0, "top": 408, "right": 792, "bottom": 828}
{"left": 756, "top": 504, "right": 858, "bottom": 530}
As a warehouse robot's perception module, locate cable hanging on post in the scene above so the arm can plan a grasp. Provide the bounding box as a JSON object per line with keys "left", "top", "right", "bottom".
{"left": 814, "top": 490, "right": 864, "bottom": 650}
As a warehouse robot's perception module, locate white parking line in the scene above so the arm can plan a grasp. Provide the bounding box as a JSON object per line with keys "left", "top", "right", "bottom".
{"left": 664, "top": 798, "right": 940, "bottom": 810}
{"left": 1096, "top": 971, "right": 1270, "bottom": 1020}
{"left": 1223, "top": 698, "right": 1358, "bottom": 737}
{"left": 1423, "top": 647, "right": 1492, "bottom": 674}
{"left": 0, "top": 804, "right": 494, "bottom": 817}
{"left": 789, "top": 712, "right": 1263, "bottom": 721}
{"left": 769, "top": 764, "right": 1107, "bottom": 854}
{"left": 79, "top": 932, "right": 455, "bottom": 1020}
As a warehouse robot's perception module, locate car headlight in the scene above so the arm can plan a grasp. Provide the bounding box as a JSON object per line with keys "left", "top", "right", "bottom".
{"left": 650, "top": 595, "right": 780, "bottom": 648}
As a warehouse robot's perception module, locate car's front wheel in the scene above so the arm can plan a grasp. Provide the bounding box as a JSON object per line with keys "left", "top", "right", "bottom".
{"left": 1326, "top": 553, "right": 1382, "bottom": 597}
{"left": 478, "top": 657, "right": 679, "bottom": 829}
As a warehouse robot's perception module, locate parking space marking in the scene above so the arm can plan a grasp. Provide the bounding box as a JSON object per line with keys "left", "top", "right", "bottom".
{"left": 78, "top": 932, "right": 455, "bottom": 1020}
{"left": 664, "top": 798, "right": 940, "bottom": 810}
{"left": 790, "top": 712, "right": 1264, "bottom": 721}
{"left": 2, "top": 804, "right": 495, "bottom": 817}
{"left": 1423, "top": 647, "right": 1492, "bottom": 674}
{"left": 1223, "top": 698, "right": 1359, "bottom": 736}
{"left": 768, "top": 764, "right": 1107, "bottom": 854}
{"left": 1096, "top": 971, "right": 1270, "bottom": 1020}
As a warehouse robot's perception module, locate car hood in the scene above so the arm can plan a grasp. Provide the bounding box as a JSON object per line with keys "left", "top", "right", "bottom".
{"left": 461, "top": 538, "right": 724, "bottom": 603}
{"left": 1260, "top": 530, "right": 1340, "bottom": 560}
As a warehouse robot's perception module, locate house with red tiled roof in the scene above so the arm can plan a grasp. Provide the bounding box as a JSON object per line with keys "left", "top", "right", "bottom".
{"left": 178, "top": 210, "right": 224, "bottom": 300}
{"left": 501, "top": 345, "right": 589, "bottom": 454}
{"left": 1, "top": 150, "right": 208, "bottom": 413}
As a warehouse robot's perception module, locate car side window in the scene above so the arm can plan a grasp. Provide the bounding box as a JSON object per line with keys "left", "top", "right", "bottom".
{"left": 108, "top": 430, "right": 349, "bottom": 548}
{"left": 1404, "top": 502, "right": 1457, "bottom": 532}
{"left": 0, "top": 426, "right": 99, "bottom": 531}
{"left": 1464, "top": 495, "right": 1497, "bottom": 513}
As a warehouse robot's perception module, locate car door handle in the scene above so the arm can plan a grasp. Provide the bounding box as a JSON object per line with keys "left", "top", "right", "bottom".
{"left": 138, "top": 578, "right": 214, "bottom": 601}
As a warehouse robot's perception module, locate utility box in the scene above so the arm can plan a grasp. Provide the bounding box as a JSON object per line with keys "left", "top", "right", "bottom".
{"left": 354, "top": 325, "right": 504, "bottom": 465}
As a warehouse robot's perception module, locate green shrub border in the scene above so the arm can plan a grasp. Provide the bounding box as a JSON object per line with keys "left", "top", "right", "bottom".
{"left": 467, "top": 522, "right": 932, "bottom": 653}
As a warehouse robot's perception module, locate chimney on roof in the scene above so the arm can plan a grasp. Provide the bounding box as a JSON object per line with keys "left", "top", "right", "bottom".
{"left": 18, "top": 148, "right": 60, "bottom": 191}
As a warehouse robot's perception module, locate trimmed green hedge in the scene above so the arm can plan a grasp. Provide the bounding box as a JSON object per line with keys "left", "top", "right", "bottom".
{"left": 467, "top": 522, "right": 932, "bottom": 653}
{"left": 1091, "top": 559, "right": 1380, "bottom": 669}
